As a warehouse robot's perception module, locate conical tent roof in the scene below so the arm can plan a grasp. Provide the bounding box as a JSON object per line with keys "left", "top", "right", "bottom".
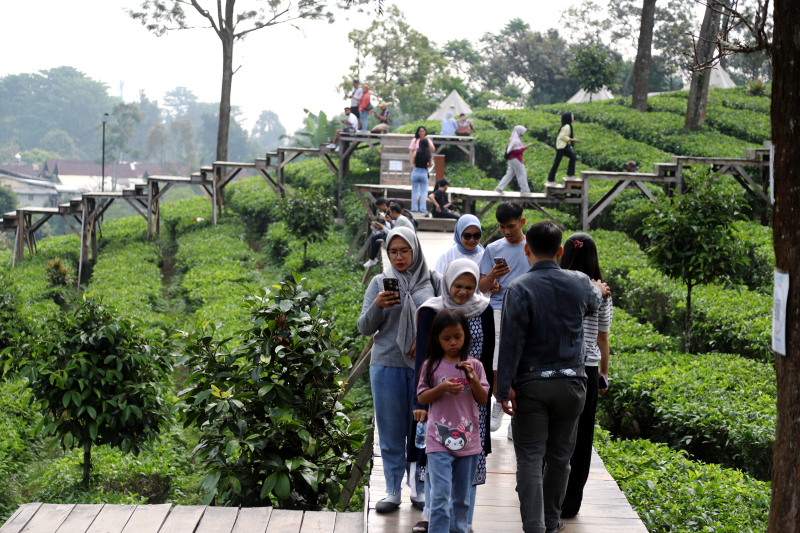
{"left": 427, "top": 90, "right": 473, "bottom": 120}
{"left": 566, "top": 87, "right": 615, "bottom": 103}
{"left": 709, "top": 65, "right": 737, "bottom": 89}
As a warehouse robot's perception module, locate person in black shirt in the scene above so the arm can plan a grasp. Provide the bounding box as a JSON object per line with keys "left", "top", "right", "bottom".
{"left": 428, "top": 179, "right": 461, "bottom": 220}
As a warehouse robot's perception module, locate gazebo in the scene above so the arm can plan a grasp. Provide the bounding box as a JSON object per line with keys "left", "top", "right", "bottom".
{"left": 567, "top": 87, "right": 615, "bottom": 103}
{"left": 428, "top": 90, "right": 472, "bottom": 120}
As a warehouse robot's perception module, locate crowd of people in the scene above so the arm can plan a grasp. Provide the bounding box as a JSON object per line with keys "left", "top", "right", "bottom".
{"left": 358, "top": 200, "right": 612, "bottom": 533}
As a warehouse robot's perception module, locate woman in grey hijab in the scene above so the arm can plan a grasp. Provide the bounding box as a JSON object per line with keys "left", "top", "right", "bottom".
{"left": 440, "top": 111, "right": 458, "bottom": 136}
{"left": 358, "top": 227, "right": 442, "bottom": 513}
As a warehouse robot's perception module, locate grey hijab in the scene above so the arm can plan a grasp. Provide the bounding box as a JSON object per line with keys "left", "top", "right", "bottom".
{"left": 385, "top": 227, "right": 433, "bottom": 367}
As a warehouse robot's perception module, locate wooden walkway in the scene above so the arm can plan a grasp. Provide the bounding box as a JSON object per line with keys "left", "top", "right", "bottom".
{"left": 368, "top": 231, "right": 647, "bottom": 533}
{"left": 0, "top": 504, "right": 363, "bottom": 533}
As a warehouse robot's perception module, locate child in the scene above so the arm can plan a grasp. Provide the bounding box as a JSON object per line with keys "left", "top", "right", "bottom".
{"left": 417, "top": 309, "right": 489, "bottom": 533}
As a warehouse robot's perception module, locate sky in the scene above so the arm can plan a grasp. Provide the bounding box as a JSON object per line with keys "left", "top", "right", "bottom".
{"left": 1, "top": 0, "right": 581, "bottom": 134}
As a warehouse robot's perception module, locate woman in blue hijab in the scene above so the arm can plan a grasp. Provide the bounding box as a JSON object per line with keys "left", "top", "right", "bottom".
{"left": 433, "top": 214, "right": 485, "bottom": 274}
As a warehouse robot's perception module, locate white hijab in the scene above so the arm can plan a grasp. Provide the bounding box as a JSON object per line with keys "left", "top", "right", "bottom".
{"left": 417, "top": 259, "right": 490, "bottom": 320}
{"left": 506, "top": 125, "right": 527, "bottom": 153}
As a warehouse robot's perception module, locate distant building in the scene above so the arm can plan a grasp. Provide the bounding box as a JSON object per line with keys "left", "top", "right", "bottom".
{"left": 0, "top": 164, "right": 60, "bottom": 209}
{"left": 41, "top": 159, "right": 188, "bottom": 193}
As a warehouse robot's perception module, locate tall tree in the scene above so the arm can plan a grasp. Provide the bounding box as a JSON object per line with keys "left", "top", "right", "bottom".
{"left": 631, "top": 0, "right": 657, "bottom": 111}
{"left": 570, "top": 45, "right": 620, "bottom": 99}
{"left": 768, "top": 1, "right": 799, "bottom": 530}
{"left": 685, "top": 0, "right": 722, "bottom": 129}
{"left": 252, "top": 110, "right": 286, "bottom": 151}
{"left": 128, "top": 1, "right": 347, "bottom": 163}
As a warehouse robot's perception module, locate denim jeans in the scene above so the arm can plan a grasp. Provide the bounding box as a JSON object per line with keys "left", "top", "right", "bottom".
{"left": 512, "top": 378, "right": 586, "bottom": 533}
{"left": 427, "top": 452, "right": 479, "bottom": 533}
{"left": 370, "top": 365, "right": 423, "bottom": 495}
{"left": 369, "top": 232, "right": 386, "bottom": 260}
{"left": 467, "top": 484, "right": 477, "bottom": 526}
{"left": 360, "top": 110, "right": 369, "bottom": 131}
{"left": 410, "top": 167, "right": 429, "bottom": 212}
{"left": 497, "top": 158, "right": 530, "bottom": 193}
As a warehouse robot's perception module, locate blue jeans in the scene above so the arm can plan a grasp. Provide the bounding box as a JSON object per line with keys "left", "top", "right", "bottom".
{"left": 360, "top": 110, "right": 369, "bottom": 131}
{"left": 370, "top": 365, "right": 422, "bottom": 495}
{"left": 411, "top": 167, "right": 429, "bottom": 212}
{"left": 427, "top": 452, "right": 479, "bottom": 533}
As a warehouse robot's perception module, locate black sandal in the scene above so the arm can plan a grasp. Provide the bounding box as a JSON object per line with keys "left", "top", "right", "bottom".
{"left": 412, "top": 520, "right": 429, "bottom": 532}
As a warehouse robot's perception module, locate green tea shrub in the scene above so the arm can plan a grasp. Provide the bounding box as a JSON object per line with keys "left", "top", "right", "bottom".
{"left": 596, "top": 429, "right": 770, "bottom": 532}
{"left": 731, "top": 220, "right": 773, "bottom": 292}
{"left": 283, "top": 157, "right": 377, "bottom": 198}
{"left": 601, "top": 350, "right": 776, "bottom": 480}
{"left": 23, "top": 297, "right": 174, "bottom": 486}
{"left": 179, "top": 276, "right": 364, "bottom": 509}
{"left": 277, "top": 188, "right": 334, "bottom": 268}
{"left": 226, "top": 176, "right": 281, "bottom": 236}
{"left": 263, "top": 221, "right": 292, "bottom": 263}
{"left": 161, "top": 197, "right": 213, "bottom": 240}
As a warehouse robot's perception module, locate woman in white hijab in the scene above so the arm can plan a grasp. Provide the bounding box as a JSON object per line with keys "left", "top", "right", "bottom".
{"left": 495, "top": 125, "right": 533, "bottom": 195}
{"left": 410, "top": 259, "right": 495, "bottom": 533}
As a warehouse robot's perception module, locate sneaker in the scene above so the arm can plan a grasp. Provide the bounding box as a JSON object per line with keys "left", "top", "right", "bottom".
{"left": 410, "top": 493, "right": 425, "bottom": 510}
{"left": 494, "top": 188, "right": 504, "bottom": 194}
{"left": 520, "top": 191, "right": 534, "bottom": 196}
{"left": 335, "top": 146, "right": 340, "bottom": 152}
{"left": 326, "top": 143, "right": 336, "bottom": 149}
{"left": 363, "top": 258, "right": 379, "bottom": 268}
{"left": 545, "top": 520, "right": 565, "bottom": 533}
{"left": 507, "top": 424, "right": 513, "bottom": 440}
{"left": 375, "top": 493, "right": 401, "bottom": 513}
{"left": 490, "top": 401, "right": 503, "bottom": 432}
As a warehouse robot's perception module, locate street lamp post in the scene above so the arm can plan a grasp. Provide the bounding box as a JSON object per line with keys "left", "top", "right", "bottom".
{"left": 102, "top": 113, "right": 109, "bottom": 192}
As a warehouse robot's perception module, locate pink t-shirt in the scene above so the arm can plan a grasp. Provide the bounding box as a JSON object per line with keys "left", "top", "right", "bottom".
{"left": 417, "top": 357, "right": 489, "bottom": 457}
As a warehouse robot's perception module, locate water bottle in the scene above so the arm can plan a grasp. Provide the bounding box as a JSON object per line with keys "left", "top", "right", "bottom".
{"left": 414, "top": 421, "right": 427, "bottom": 449}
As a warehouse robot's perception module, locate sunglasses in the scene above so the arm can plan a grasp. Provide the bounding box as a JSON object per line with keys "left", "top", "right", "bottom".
{"left": 461, "top": 231, "right": 482, "bottom": 241}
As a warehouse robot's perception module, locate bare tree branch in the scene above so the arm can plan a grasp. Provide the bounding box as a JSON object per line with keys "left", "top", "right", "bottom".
{"left": 190, "top": 0, "right": 221, "bottom": 36}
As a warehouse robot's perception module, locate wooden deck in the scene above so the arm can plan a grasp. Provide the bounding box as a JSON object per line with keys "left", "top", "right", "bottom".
{"left": 0, "top": 504, "right": 363, "bottom": 533}
{"left": 367, "top": 231, "right": 647, "bottom": 533}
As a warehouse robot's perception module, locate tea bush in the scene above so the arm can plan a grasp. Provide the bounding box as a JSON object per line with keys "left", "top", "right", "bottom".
{"left": 227, "top": 177, "right": 281, "bottom": 236}
{"left": 161, "top": 197, "right": 214, "bottom": 240}
{"left": 596, "top": 429, "right": 770, "bottom": 533}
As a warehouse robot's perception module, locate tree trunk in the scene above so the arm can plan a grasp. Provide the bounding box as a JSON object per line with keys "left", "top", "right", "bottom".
{"left": 684, "top": 282, "right": 692, "bottom": 353}
{"left": 768, "top": 1, "right": 800, "bottom": 530}
{"left": 631, "top": 0, "right": 657, "bottom": 112}
{"left": 217, "top": 35, "right": 234, "bottom": 163}
{"left": 83, "top": 443, "right": 91, "bottom": 488}
{"left": 685, "top": 0, "right": 721, "bottom": 130}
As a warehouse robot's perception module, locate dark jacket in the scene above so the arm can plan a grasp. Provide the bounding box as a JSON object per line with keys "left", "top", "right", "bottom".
{"left": 495, "top": 261, "right": 601, "bottom": 401}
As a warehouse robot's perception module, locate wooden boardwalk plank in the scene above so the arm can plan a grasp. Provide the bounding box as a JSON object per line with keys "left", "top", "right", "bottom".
{"left": 230, "top": 507, "right": 272, "bottom": 533}
{"left": 54, "top": 505, "right": 104, "bottom": 533}
{"left": 195, "top": 507, "right": 239, "bottom": 533}
{"left": 19, "top": 504, "right": 75, "bottom": 533}
{"left": 120, "top": 504, "right": 172, "bottom": 533}
{"left": 264, "top": 510, "right": 303, "bottom": 533}
{"left": 0, "top": 503, "right": 43, "bottom": 533}
{"left": 331, "top": 513, "right": 362, "bottom": 533}
{"left": 297, "top": 512, "right": 335, "bottom": 533}
{"left": 157, "top": 506, "right": 206, "bottom": 533}
{"left": 84, "top": 505, "right": 136, "bottom": 533}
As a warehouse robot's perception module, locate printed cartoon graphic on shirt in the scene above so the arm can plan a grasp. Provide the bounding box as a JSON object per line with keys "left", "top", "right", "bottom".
{"left": 434, "top": 420, "right": 473, "bottom": 451}
{"left": 438, "top": 374, "right": 471, "bottom": 393}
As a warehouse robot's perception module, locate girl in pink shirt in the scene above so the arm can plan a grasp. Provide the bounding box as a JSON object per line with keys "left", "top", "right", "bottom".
{"left": 418, "top": 309, "right": 489, "bottom": 533}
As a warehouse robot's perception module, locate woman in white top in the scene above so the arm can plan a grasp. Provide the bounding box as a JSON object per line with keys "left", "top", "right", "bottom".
{"left": 434, "top": 214, "right": 485, "bottom": 274}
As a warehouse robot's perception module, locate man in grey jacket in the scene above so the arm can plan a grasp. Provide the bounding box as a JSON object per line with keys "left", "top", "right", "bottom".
{"left": 495, "top": 221, "right": 605, "bottom": 533}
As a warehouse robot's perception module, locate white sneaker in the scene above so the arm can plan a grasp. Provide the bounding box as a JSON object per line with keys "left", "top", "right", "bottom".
{"left": 363, "top": 258, "right": 379, "bottom": 268}
{"left": 326, "top": 143, "right": 336, "bottom": 149}
{"left": 490, "top": 401, "right": 503, "bottom": 432}
{"left": 494, "top": 188, "right": 504, "bottom": 194}
{"left": 507, "top": 424, "right": 513, "bottom": 440}
{"left": 520, "top": 191, "right": 533, "bottom": 196}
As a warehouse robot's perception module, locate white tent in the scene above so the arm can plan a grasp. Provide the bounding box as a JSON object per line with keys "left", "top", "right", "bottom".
{"left": 566, "top": 87, "right": 615, "bottom": 103}
{"left": 428, "top": 90, "right": 473, "bottom": 120}
{"left": 709, "top": 65, "right": 737, "bottom": 89}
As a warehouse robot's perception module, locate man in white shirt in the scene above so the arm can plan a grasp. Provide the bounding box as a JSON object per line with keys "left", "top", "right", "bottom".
{"left": 328, "top": 108, "right": 359, "bottom": 152}
{"left": 348, "top": 79, "right": 363, "bottom": 128}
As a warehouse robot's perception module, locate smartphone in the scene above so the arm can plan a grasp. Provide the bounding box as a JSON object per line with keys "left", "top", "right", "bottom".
{"left": 494, "top": 257, "right": 508, "bottom": 268}
{"left": 383, "top": 278, "right": 400, "bottom": 298}
{"left": 599, "top": 375, "right": 609, "bottom": 389}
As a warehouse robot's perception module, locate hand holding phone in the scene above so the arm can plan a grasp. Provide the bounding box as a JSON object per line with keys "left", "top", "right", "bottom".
{"left": 491, "top": 257, "right": 511, "bottom": 278}
{"left": 599, "top": 374, "right": 609, "bottom": 392}
{"left": 376, "top": 278, "right": 401, "bottom": 309}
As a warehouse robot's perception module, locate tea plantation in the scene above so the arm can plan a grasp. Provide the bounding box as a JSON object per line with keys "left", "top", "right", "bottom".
{"left": 0, "top": 86, "right": 775, "bottom": 532}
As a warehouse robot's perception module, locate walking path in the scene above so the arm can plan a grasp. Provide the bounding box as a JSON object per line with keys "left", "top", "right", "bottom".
{"left": 369, "top": 230, "right": 647, "bottom": 533}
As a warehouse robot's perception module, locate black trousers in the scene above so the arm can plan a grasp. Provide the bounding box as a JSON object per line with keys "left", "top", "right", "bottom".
{"left": 548, "top": 147, "right": 577, "bottom": 181}
{"left": 432, "top": 209, "right": 460, "bottom": 220}
{"left": 562, "top": 365, "right": 599, "bottom": 516}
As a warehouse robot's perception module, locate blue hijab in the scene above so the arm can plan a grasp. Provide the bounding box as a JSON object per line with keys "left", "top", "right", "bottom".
{"left": 454, "top": 214, "right": 484, "bottom": 255}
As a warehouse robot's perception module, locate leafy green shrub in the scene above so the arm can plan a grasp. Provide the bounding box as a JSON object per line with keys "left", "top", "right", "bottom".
{"left": 179, "top": 276, "right": 364, "bottom": 509}
{"left": 732, "top": 220, "right": 773, "bottom": 293}
{"left": 596, "top": 428, "right": 770, "bottom": 532}
{"left": 0, "top": 275, "right": 28, "bottom": 374}
{"left": 226, "top": 176, "right": 281, "bottom": 236}
{"left": 283, "top": 157, "right": 378, "bottom": 199}
{"left": 23, "top": 297, "right": 174, "bottom": 486}
{"left": 600, "top": 350, "right": 776, "bottom": 480}
{"left": 277, "top": 188, "right": 334, "bottom": 268}
{"left": 713, "top": 88, "right": 770, "bottom": 114}
{"left": 263, "top": 221, "right": 292, "bottom": 263}
{"left": 161, "top": 197, "right": 213, "bottom": 240}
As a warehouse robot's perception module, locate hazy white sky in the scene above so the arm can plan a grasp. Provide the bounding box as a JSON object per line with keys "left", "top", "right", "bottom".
{"left": 2, "top": 1, "right": 580, "bottom": 133}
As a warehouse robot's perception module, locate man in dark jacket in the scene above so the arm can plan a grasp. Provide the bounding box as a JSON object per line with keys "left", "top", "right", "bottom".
{"left": 495, "top": 221, "right": 605, "bottom": 533}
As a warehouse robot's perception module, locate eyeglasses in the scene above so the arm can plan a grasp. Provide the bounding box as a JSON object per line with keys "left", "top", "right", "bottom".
{"left": 387, "top": 248, "right": 413, "bottom": 257}
{"left": 461, "top": 231, "right": 482, "bottom": 241}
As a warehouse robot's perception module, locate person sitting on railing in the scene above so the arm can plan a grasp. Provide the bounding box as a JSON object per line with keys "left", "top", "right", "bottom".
{"left": 389, "top": 199, "right": 419, "bottom": 231}
{"left": 363, "top": 198, "right": 393, "bottom": 269}
{"left": 440, "top": 111, "right": 458, "bottom": 136}
{"left": 428, "top": 179, "right": 461, "bottom": 220}
{"left": 372, "top": 102, "right": 391, "bottom": 133}
{"left": 388, "top": 203, "right": 416, "bottom": 232}
{"left": 456, "top": 114, "right": 474, "bottom": 136}
{"left": 327, "top": 107, "right": 358, "bottom": 152}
